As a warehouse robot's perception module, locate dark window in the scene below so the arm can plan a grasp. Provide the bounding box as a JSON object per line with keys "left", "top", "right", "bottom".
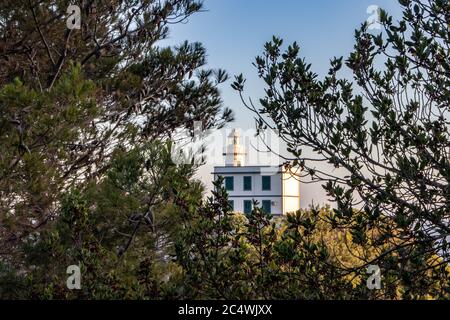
{"left": 243, "top": 176, "right": 252, "bottom": 191}
{"left": 262, "top": 176, "right": 271, "bottom": 190}
{"left": 228, "top": 200, "right": 234, "bottom": 211}
{"left": 225, "top": 176, "right": 234, "bottom": 191}
{"left": 243, "top": 200, "right": 252, "bottom": 214}
{"left": 262, "top": 200, "right": 271, "bottom": 214}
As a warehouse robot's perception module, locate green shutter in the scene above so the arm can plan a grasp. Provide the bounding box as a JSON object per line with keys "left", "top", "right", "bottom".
{"left": 244, "top": 200, "right": 252, "bottom": 214}
{"left": 225, "top": 176, "right": 234, "bottom": 191}
{"left": 243, "top": 176, "right": 252, "bottom": 190}
{"left": 262, "top": 200, "right": 271, "bottom": 214}
{"left": 262, "top": 176, "right": 271, "bottom": 190}
{"left": 228, "top": 200, "right": 234, "bottom": 211}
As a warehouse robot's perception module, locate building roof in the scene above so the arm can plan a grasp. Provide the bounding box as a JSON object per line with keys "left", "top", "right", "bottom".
{"left": 212, "top": 165, "right": 284, "bottom": 175}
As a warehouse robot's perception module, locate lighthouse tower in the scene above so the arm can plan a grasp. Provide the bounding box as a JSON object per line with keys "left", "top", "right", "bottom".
{"left": 223, "top": 129, "right": 246, "bottom": 167}
{"left": 213, "top": 128, "right": 300, "bottom": 215}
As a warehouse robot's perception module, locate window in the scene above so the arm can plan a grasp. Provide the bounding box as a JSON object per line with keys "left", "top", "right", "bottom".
{"left": 262, "top": 176, "right": 271, "bottom": 190}
{"left": 262, "top": 200, "right": 271, "bottom": 214}
{"left": 243, "top": 200, "right": 252, "bottom": 214}
{"left": 228, "top": 200, "right": 234, "bottom": 211}
{"left": 224, "top": 176, "right": 234, "bottom": 191}
{"left": 243, "top": 176, "right": 252, "bottom": 191}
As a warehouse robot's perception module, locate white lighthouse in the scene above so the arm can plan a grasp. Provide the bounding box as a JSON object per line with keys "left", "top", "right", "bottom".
{"left": 213, "top": 129, "right": 301, "bottom": 215}
{"left": 223, "top": 129, "right": 246, "bottom": 167}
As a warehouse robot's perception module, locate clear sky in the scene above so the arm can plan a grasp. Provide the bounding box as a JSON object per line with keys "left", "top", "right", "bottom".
{"left": 164, "top": 0, "right": 403, "bottom": 207}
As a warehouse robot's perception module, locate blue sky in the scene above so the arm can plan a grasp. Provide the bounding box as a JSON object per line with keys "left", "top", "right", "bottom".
{"left": 164, "top": 0, "right": 403, "bottom": 206}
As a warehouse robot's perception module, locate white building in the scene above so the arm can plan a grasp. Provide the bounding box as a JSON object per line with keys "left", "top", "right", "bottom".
{"left": 213, "top": 130, "right": 301, "bottom": 215}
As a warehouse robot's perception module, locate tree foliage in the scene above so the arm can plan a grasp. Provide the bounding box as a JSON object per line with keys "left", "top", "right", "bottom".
{"left": 1, "top": 0, "right": 449, "bottom": 300}
{"left": 0, "top": 0, "right": 232, "bottom": 260}
{"left": 232, "top": 0, "right": 450, "bottom": 298}
{"left": 0, "top": 0, "right": 232, "bottom": 298}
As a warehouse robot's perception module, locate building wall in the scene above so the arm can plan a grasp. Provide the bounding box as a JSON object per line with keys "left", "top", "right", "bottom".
{"left": 282, "top": 172, "right": 301, "bottom": 214}
{"left": 227, "top": 196, "right": 282, "bottom": 215}
{"left": 213, "top": 166, "right": 289, "bottom": 215}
